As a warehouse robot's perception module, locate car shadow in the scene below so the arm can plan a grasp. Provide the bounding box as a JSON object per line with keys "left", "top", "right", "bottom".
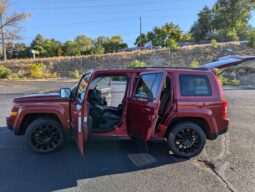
{"left": 0, "top": 127, "right": 186, "bottom": 192}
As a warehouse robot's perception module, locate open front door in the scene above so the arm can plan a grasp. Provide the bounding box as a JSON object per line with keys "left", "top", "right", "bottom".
{"left": 70, "top": 70, "right": 93, "bottom": 155}
{"left": 127, "top": 71, "right": 167, "bottom": 142}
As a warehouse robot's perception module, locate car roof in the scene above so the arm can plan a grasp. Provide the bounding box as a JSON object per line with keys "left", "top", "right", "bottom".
{"left": 94, "top": 67, "right": 209, "bottom": 74}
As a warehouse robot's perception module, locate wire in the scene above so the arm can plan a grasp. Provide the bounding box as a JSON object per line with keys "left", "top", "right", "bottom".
{"left": 18, "top": 0, "right": 188, "bottom": 11}
{"left": 27, "top": 14, "right": 194, "bottom": 28}
{"left": 14, "top": 0, "right": 104, "bottom": 4}
{"left": 31, "top": 6, "right": 196, "bottom": 16}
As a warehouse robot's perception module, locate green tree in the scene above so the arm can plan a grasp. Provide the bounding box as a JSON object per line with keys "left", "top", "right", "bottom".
{"left": 212, "top": 0, "right": 254, "bottom": 40}
{"left": 31, "top": 34, "right": 46, "bottom": 56}
{"left": 91, "top": 44, "right": 105, "bottom": 55}
{"left": 74, "top": 35, "right": 93, "bottom": 55}
{"left": 226, "top": 28, "right": 239, "bottom": 41}
{"left": 5, "top": 42, "right": 30, "bottom": 59}
{"left": 103, "top": 35, "right": 128, "bottom": 53}
{"left": 63, "top": 40, "right": 79, "bottom": 56}
{"left": 248, "top": 30, "right": 255, "bottom": 48}
{"left": 135, "top": 33, "right": 148, "bottom": 47}
{"left": 14, "top": 43, "right": 30, "bottom": 58}
{"left": 190, "top": 6, "right": 213, "bottom": 42}
{"left": 190, "top": 0, "right": 255, "bottom": 41}
{"left": 43, "top": 39, "right": 63, "bottom": 57}
{"left": 167, "top": 38, "right": 178, "bottom": 50}
{"left": 95, "top": 36, "right": 109, "bottom": 45}
{"left": 141, "top": 22, "right": 185, "bottom": 48}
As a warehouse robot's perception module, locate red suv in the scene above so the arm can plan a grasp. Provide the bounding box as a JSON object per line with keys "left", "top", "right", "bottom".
{"left": 6, "top": 55, "right": 254, "bottom": 158}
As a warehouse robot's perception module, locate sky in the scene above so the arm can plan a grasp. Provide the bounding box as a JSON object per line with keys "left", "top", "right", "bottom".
{"left": 8, "top": 0, "right": 255, "bottom": 47}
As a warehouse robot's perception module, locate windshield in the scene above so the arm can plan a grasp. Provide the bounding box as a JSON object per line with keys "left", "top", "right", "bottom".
{"left": 76, "top": 70, "right": 93, "bottom": 101}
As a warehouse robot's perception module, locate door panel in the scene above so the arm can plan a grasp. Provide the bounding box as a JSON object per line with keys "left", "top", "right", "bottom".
{"left": 70, "top": 99, "right": 85, "bottom": 155}
{"left": 127, "top": 71, "right": 167, "bottom": 141}
{"left": 71, "top": 70, "right": 93, "bottom": 155}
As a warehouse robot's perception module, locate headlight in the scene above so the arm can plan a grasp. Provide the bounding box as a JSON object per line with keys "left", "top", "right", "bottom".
{"left": 9, "top": 102, "right": 20, "bottom": 117}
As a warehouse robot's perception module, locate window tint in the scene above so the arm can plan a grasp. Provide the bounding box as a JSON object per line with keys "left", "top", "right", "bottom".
{"left": 179, "top": 75, "right": 212, "bottom": 96}
{"left": 135, "top": 73, "right": 163, "bottom": 99}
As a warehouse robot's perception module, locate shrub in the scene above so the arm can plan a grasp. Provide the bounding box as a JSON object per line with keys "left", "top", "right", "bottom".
{"left": 9, "top": 73, "right": 19, "bottom": 80}
{"left": 69, "top": 70, "right": 81, "bottom": 79}
{"left": 0, "top": 66, "right": 12, "bottom": 79}
{"left": 44, "top": 72, "right": 60, "bottom": 78}
{"left": 127, "top": 60, "right": 146, "bottom": 68}
{"left": 248, "top": 30, "right": 255, "bottom": 48}
{"left": 218, "top": 75, "right": 228, "bottom": 85}
{"left": 29, "top": 63, "right": 47, "bottom": 79}
{"left": 217, "top": 75, "right": 240, "bottom": 86}
{"left": 210, "top": 39, "right": 218, "bottom": 49}
{"left": 168, "top": 38, "right": 179, "bottom": 51}
{"left": 190, "top": 60, "right": 199, "bottom": 68}
{"left": 230, "top": 79, "right": 240, "bottom": 86}
{"left": 226, "top": 29, "right": 239, "bottom": 41}
{"left": 49, "top": 72, "right": 60, "bottom": 78}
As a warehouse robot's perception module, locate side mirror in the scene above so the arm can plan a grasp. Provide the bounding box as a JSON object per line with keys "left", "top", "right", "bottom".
{"left": 60, "top": 88, "right": 71, "bottom": 98}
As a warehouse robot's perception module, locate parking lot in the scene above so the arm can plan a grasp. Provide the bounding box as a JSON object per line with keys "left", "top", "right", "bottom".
{"left": 0, "top": 80, "right": 254, "bottom": 192}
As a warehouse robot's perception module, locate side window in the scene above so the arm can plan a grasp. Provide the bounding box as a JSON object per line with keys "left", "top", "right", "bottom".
{"left": 179, "top": 75, "right": 212, "bottom": 96}
{"left": 90, "top": 75, "right": 128, "bottom": 107}
{"left": 135, "top": 73, "right": 163, "bottom": 99}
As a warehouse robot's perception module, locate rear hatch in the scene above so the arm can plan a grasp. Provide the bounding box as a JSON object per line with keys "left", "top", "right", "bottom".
{"left": 199, "top": 55, "right": 255, "bottom": 131}
{"left": 199, "top": 55, "right": 255, "bottom": 69}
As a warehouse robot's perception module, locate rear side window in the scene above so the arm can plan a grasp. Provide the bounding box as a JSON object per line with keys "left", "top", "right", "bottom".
{"left": 135, "top": 73, "right": 163, "bottom": 99}
{"left": 179, "top": 75, "right": 212, "bottom": 96}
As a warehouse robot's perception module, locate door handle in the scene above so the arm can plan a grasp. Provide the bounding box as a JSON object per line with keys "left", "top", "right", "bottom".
{"left": 144, "top": 107, "right": 151, "bottom": 112}
{"left": 198, "top": 103, "right": 205, "bottom": 108}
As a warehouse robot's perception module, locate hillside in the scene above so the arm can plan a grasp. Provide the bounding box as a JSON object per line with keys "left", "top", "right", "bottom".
{"left": 0, "top": 41, "right": 255, "bottom": 85}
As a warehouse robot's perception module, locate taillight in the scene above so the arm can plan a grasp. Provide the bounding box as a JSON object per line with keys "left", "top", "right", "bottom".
{"left": 222, "top": 100, "right": 227, "bottom": 118}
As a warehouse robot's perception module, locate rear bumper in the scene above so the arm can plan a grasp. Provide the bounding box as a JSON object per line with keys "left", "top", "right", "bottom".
{"left": 207, "top": 127, "right": 228, "bottom": 140}
{"left": 208, "top": 117, "right": 229, "bottom": 140}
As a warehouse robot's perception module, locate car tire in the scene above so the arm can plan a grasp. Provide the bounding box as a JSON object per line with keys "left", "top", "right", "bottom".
{"left": 25, "top": 118, "right": 66, "bottom": 153}
{"left": 167, "top": 121, "right": 206, "bottom": 158}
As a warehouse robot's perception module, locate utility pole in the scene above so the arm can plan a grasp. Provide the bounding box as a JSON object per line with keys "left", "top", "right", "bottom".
{"left": 0, "top": 13, "right": 6, "bottom": 61}
{"left": 139, "top": 16, "right": 142, "bottom": 50}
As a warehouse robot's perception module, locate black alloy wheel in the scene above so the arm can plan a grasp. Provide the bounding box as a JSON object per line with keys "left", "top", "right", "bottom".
{"left": 174, "top": 128, "right": 201, "bottom": 153}
{"left": 168, "top": 122, "right": 206, "bottom": 158}
{"left": 26, "top": 118, "right": 66, "bottom": 153}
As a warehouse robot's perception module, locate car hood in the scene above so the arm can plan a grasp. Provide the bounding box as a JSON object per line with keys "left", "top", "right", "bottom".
{"left": 14, "top": 91, "right": 67, "bottom": 103}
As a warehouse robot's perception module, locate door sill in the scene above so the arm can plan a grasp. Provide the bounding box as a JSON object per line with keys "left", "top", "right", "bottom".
{"left": 90, "top": 135, "right": 132, "bottom": 141}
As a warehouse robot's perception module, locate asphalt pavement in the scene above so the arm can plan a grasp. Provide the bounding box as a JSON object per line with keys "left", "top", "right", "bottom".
{"left": 0, "top": 80, "right": 254, "bottom": 192}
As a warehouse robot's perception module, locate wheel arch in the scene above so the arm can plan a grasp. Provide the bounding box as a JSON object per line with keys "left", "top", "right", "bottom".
{"left": 165, "top": 117, "right": 211, "bottom": 139}
{"left": 20, "top": 113, "right": 64, "bottom": 135}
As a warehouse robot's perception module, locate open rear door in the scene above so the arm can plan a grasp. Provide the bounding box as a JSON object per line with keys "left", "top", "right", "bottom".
{"left": 199, "top": 55, "right": 255, "bottom": 69}
{"left": 126, "top": 71, "right": 167, "bottom": 142}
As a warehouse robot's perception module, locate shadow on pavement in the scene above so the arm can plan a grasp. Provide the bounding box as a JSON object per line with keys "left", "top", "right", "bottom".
{"left": 0, "top": 127, "right": 185, "bottom": 192}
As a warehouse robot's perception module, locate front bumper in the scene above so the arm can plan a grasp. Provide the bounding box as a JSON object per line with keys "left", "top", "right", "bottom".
{"left": 6, "top": 116, "right": 22, "bottom": 135}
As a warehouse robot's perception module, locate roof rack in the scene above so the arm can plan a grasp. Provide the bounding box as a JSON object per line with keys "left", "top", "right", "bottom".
{"left": 133, "top": 66, "right": 208, "bottom": 71}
